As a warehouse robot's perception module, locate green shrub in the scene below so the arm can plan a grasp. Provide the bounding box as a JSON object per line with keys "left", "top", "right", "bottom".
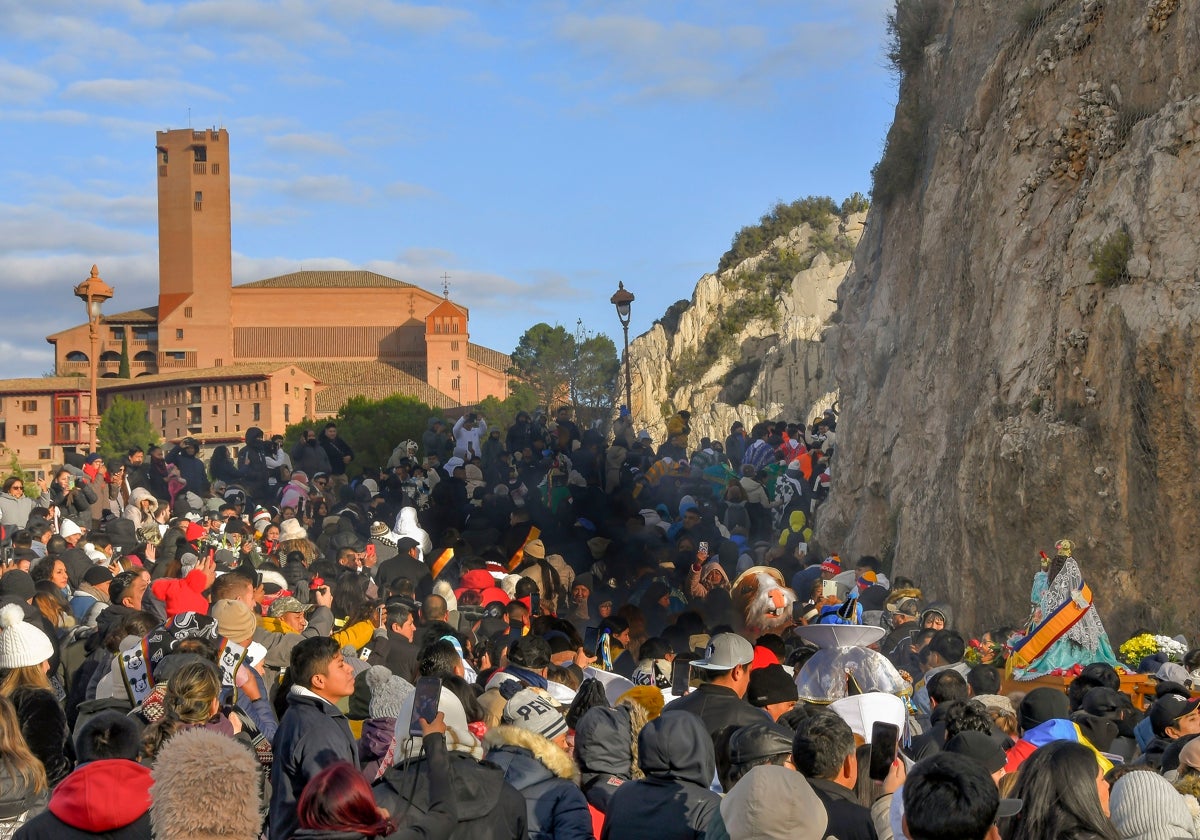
{"left": 718, "top": 196, "right": 838, "bottom": 273}
{"left": 840, "top": 192, "right": 870, "bottom": 216}
{"left": 871, "top": 93, "right": 930, "bottom": 206}
{"left": 1090, "top": 229, "right": 1133, "bottom": 287}
{"left": 886, "top": 0, "right": 941, "bottom": 82}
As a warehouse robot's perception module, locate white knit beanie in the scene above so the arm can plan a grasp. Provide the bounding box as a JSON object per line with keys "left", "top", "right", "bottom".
{"left": 1110, "top": 770, "right": 1194, "bottom": 840}
{"left": 0, "top": 604, "right": 54, "bottom": 669}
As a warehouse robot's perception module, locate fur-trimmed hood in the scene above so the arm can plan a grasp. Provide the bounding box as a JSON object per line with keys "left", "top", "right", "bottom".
{"left": 150, "top": 728, "right": 262, "bottom": 840}
{"left": 484, "top": 724, "right": 579, "bottom": 784}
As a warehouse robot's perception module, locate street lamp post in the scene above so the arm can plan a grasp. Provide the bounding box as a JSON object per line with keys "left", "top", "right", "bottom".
{"left": 610, "top": 281, "right": 634, "bottom": 416}
{"left": 73, "top": 265, "right": 114, "bottom": 453}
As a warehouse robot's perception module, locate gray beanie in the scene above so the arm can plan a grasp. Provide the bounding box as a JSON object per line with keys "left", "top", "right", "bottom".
{"left": 1109, "top": 770, "right": 1194, "bottom": 840}
{"left": 365, "top": 665, "right": 414, "bottom": 719}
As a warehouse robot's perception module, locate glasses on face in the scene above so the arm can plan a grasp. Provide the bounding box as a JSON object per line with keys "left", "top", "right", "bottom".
{"left": 10, "top": 485, "right": 22, "bottom": 491}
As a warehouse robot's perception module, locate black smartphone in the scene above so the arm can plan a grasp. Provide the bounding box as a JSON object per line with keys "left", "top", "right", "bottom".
{"left": 408, "top": 676, "right": 441, "bottom": 736}
{"left": 869, "top": 721, "right": 900, "bottom": 782}
{"left": 671, "top": 660, "right": 692, "bottom": 697}
{"left": 529, "top": 593, "right": 540, "bottom": 615}
{"left": 583, "top": 626, "right": 599, "bottom": 655}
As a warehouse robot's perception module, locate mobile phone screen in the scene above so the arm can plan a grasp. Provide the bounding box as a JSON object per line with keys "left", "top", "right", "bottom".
{"left": 671, "top": 660, "right": 692, "bottom": 697}
{"left": 583, "top": 626, "right": 599, "bottom": 654}
{"left": 409, "top": 676, "right": 441, "bottom": 736}
{"left": 869, "top": 721, "right": 900, "bottom": 781}
{"left": 529, "top": 593, "right": 540, "bottom": 615}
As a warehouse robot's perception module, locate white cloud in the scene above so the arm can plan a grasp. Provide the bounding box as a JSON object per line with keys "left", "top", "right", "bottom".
{"left": 0, "top": 204, "right": 154, "bottom": 258}
{"left": 263, "top": 132, "right": 349, "bottom": 156}
{"left": 329, "top": 0, "right": 473, "bottom": 32}
{"left": 279, "top": 174, "right": 373, "bottom": 203}
{"left": 168, "top": 0, "right": 341, "bottom": 43}
{"left": 0, "top": 61, "right": 56, "bottom": 105}
{"left": 61, "top": 77, "right": 229, "bottom": 105}
{"left": 553, "top": 13, "right": 770, "bottom": 102}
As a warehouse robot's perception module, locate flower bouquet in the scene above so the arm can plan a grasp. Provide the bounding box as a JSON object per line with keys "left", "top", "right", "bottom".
{"left": 1118, "top": 633, "right": 1187, "bottom": 668}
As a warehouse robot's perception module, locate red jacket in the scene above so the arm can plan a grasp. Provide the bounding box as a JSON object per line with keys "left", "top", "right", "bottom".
{"left": 151, "top": 569, "right": 210, "bottom": 619}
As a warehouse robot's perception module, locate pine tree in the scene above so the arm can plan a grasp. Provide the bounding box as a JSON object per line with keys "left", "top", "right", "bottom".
{"left": 96, "top": 397, "right": 158, "bottom": 461}
{"left": 118, "top": 332, "right": 131, "bottom": 378}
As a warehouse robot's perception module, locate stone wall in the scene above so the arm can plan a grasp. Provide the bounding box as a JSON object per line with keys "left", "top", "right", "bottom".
{"left": 819, "top": 0, "right": 1200, "bottom": 638}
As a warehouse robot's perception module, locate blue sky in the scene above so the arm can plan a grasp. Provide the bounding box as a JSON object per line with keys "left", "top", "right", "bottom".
{"left": 0, "top": 0, "right": 897, "bottom": 378}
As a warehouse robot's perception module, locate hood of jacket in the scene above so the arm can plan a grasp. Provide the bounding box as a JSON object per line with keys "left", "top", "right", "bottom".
{"left": 49, "top": 759, "right": 152, "bottom": 832}
{"left": 637, "top": 710, "right": 715, "bottom": 787}
{"left": 244, "top": 426, "right": 264, "bottom": 446}
{"left": 720, "top": 765, "right": 827, "bottom": 840}
{"left": 484, "top": 724, "right": 579, "bottom": 785}
{"left": 459, "top": 568, "right": 499, "bottom": 593}
{"left": 128, "top": 486, "right": 157, "bottom": 507}
{"left": 575, "top": 704, "right": 638, "bottom": 781}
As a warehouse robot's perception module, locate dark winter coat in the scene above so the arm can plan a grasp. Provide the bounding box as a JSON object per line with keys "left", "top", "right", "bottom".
{"left": 237, "top": 427, "right": 270, "bottom": 502}
{"left": 600, "top": 711, "right": 719, "bottom": 840}
{"left": 661, "top": 682, "right": 768, "bottom": 745}
{"left": 10, "top": 687, "right": 71, "bottom": 788}
{"left": 574, "top": 705, "right": 640, "bottom": 816}
{"left": 49, "top": 479, "right": 98, "bottom": 530}
{"left": 374, "top": 750, "right": 528, "bottom": 840}
{"left": 293, "top": 732, "right": 457, "bottom": 840}
{"left": 14, "top": 759, "right": 151, "bottom": 840}
{"left": 165, "top": 446, "right": 209, "bottom": 496}
{"left": 808, "top": 777, "right": 879, "bottom": 840}
{"left": 484, "top": 726, "right": 593, "bottom": 840}
{"left": 269, "top": 690, "right": 359, "bottom": 840}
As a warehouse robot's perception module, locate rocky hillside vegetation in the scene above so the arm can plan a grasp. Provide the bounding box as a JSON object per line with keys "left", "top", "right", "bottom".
{"left": 627, "top": 195, "right": 868, "bottom": 445}
{"left": 820, "top": 0, "right": 1200, "bottom": 637}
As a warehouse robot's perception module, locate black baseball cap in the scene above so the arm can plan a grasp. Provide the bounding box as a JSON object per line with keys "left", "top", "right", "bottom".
{"left": 1150, "top": 693, "right": 1200, "bottom": 738}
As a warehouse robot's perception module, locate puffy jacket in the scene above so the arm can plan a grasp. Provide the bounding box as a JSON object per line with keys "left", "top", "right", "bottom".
{"left": 14, "top": 759, "right": 151, "bottom": 840}
{"left": 0, "top": 488, "right": 52, "bottom": 529}
{"left": 574, "top": 704, "right": 645, "bottom": 818}
{"left": 11, "top": 687, "right": 71, "bottom": 789}
{"left": 600, "top": 711, "right": 719, "bottom": 840}
{"left": 237, "top": 427, "right": 270, "bottom": 502}
{"left": 374, "top": 750, "right": 528, "bottom": 840}
{"left": 484, "top": 726, "right": 593, "bottom": 840}
{"left": 150, "top": 570, "right": 210, "bottom": 620}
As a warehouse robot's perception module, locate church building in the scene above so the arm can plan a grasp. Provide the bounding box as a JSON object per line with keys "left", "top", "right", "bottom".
{"left": 39, "top": 127, "right": 509, "bottom": 453}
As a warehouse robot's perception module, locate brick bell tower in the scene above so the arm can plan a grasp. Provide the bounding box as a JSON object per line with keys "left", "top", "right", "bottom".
{"left": 154, "top": 127, "right": 234, "bottom": 369}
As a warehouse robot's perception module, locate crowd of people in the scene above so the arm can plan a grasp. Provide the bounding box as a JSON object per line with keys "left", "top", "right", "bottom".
{"left": 0, "top": 404, "right": 1194, "bottom": 840}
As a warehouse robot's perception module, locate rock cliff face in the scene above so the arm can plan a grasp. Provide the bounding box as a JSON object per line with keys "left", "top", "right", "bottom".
{"left": 627, "top": 212, "right": 865, "bottom": 446}
{"left": 820, "top": 0, "right": 1200, "bottom": 637}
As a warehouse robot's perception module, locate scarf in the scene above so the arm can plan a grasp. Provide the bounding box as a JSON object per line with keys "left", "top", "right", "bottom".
{"left": 503, "top": 664, "right": 549, "bottom": 690}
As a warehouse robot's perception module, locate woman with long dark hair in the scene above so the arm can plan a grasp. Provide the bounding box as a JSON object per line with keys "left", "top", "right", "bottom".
{"left": 0, "top": 605, "right": 70, "bottom": 788}
{"left": 0, "top": 695, "right": 48, "bottom": 838}
{"left": 292, "top": 713, "right": 455, "bottom": 840}
{"left": 1002, "top": 741, "right": 1118, "bottom": 840}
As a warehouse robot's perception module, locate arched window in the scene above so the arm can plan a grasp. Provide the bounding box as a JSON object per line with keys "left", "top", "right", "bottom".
{"left": 65, "top": 351, "right": 88, "bottom": 363}
{"left": 100, "top": 350, "right": 121, "bottom": 362}
{"left": 134, "top": 351, "right": 156, "bottom": 363}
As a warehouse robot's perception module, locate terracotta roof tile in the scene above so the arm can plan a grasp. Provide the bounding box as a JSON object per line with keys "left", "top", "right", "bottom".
{"left": 0, "top": 377, "right": 90, "bottom": 395}
{"left": 300, "top": 361, "right": 457, "bottom": 413}
{"left": 101, "top": 307, "right": 159, "bottom": 323}
{"left": 96, "top": 363, "right": 305, "bottom": 390}
{"left": 467, "top": 342, "right": 511, "bottom": 373}
{"left": 238, "top": 271, "right": 415, "bottom": 290}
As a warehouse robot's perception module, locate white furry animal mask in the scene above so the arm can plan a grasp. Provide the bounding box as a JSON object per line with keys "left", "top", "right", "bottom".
{"left": 732, "top": 566, "right": 797, "bottom": 638}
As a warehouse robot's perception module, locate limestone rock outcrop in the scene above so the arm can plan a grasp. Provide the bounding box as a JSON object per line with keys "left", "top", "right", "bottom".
{"left": 819, "top": 0, "right": 1200, "bottom": 638}
{"left": 626, "top": 213, "right": 865, "bottom": 446}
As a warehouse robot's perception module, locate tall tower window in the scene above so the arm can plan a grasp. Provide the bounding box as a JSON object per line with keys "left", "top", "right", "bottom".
{"left": 193, "top": 146, "right": 207, "bottom": 162}
{"left": 194, "top": 191, "right": 203, "bottom": 210}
